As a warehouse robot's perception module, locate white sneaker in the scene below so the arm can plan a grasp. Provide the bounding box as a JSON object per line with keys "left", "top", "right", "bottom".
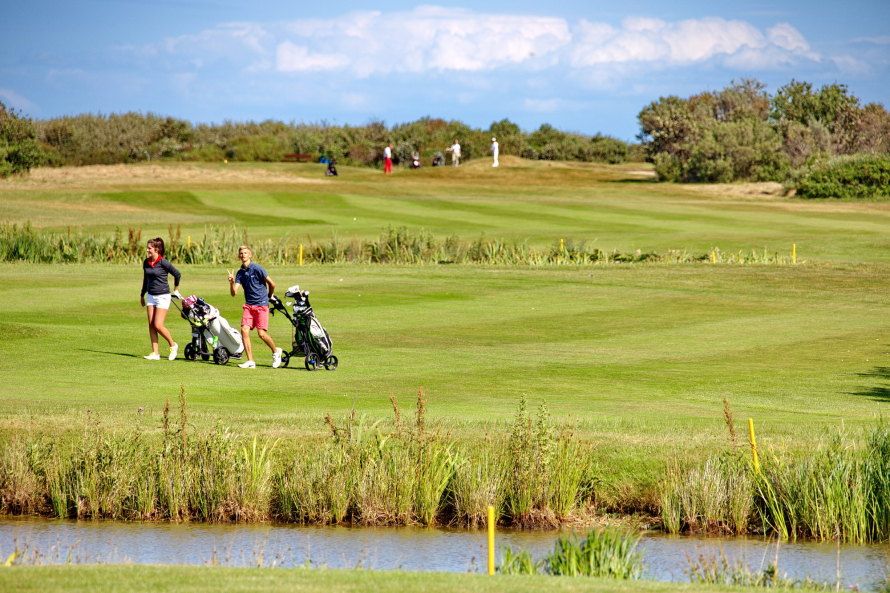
{"left": 238, "top": 361, "right": 256, "bottom": 369}
{"left": 272, "top": 348, "right": 283, "bottom": 369}
{"left": 168, "top": 343, "right": 178, "bottom": 361}
{"left": 144, "top": 353, "right": 161, "bottom": 360}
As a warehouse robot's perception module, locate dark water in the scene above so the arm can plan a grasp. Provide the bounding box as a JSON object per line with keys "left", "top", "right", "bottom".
{"left": 1, "top": 517, "right": 887, "bottom": 588}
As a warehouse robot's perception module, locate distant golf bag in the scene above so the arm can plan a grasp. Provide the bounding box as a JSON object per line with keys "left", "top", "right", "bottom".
{"left": 172, "top": 295, "right": 244, "bottom": 365}
{"left": 270, "top": 286, "right": 338, "bottom": 371}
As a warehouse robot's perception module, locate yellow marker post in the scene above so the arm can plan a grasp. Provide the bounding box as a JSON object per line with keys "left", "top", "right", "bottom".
{"left": 560, "top": 238, "right": 564, "bottom": 253}
{"left": 299, "top": 245, "right": 303, "bottom": 266}
{"left": 487, "top": 505, "right": 495, "bottom": 575}
{"left": 748, "top": 418, "right": 759, "bottom": 473}
{"left": 711, "top": 251, "right": 716, "bottom": 264}
{"left": 792, "top": 244, "right": 796, "bottom": 264}
{"left": 187, "top": 236, "right": 191, "bottom": 249}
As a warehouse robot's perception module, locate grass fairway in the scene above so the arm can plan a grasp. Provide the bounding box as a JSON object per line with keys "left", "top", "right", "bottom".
{"left": 2, "top": 160, "right": 890, "bottom": 491}
{"left": 0, "top": 565, "right": 734, "bottom": 593}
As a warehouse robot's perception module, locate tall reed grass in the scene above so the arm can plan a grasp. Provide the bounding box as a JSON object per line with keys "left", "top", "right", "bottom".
{"left": 685, "top": 550, "right": 830, "bottom": 590}
{"left": 0, "top": 392, "right": 594, "bottom": 528}
{"left": 498, "top": 526, "right": 643, "bottom": 579}
{"left": 659, "top": 418, "right": 890, "bottom": 543}
{"left": 0, "top": 222, "right": 796, "bottom": 266}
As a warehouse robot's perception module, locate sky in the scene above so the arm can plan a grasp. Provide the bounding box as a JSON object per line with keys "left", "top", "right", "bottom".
{"left": 1, "top": 0, "right": 888, "bottom": 140}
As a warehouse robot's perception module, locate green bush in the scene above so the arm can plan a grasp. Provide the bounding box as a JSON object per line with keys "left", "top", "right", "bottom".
{"left": 0, "top": 101, "right": 41, "bottom": 177}
{"left": 796, "top": 155, "right": 890, "bottom": 198}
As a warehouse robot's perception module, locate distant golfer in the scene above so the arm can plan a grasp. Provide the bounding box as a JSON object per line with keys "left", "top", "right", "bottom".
{"left": 384, "top": 143, "right": 393, "bottom": 174}
{"left": 491, "top": 137, "right": 499, "bottom": 167}
{"left": 140, "top": 238, "right": 181, "bottom": 361}
{"left": 446, "top": 139, "right": 461, "bottom": 167}
{"left": 227, "top": 246, "right": 283, "bottom": 369}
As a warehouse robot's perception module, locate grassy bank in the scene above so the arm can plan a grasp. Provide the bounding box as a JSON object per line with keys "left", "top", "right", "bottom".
{"left": 0, "top": 565, "right": 732, "bottom": 593}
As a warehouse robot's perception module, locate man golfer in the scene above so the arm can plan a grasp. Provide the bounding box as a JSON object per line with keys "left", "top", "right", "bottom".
{"left": 227, "top": 246, "right": 283, "bottom": 369}
{"left": 446, "top": 139, "right": 461, "bottom": 167}
{"left": 491, "top": 137, "right": 499, "bottom": 167}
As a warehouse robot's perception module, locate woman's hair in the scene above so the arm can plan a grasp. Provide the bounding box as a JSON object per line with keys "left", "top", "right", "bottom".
{"left": 147, "top": 237, "right": 165, "bottom": 256}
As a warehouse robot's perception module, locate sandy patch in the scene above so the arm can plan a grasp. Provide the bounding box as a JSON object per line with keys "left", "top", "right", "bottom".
{"left": 679, "top": 181, "right": 788, "bottom": 200}
{"left": 1, "top": 164, "right": 325, "bottom": 189}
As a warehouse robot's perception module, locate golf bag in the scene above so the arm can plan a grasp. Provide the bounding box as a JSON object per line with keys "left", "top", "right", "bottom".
{"left": 270, "top": 285, "right": 337, "bottom": 371}
{"left": 173, "top": 295, "right": 244, "bottom": 365}
{"left": 326, "top": 159, "right": 338, "bottom": 176}
{"left": 431, "top": 152, "right": 445, "bottom": 167}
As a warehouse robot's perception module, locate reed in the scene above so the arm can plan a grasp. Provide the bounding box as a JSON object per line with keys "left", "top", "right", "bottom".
{"left": 0, "top": 395, "right": 601, "bottom": 528}
{"left": 659, "top": 455, "right": 752, "bottom": 535}
{"left": 0, "top": 222, "right": 799, "bottom": 267}
{"left": 685, "top": 550, "right": 829, "bottom": 589}
{"left": 661, "top": 421, "right": 890, "bottom": 543}
{"left": 498, "top": 546, "right": 542, "bottom": 575}
{"left": 544, "top": 527, "right": 643, "bottom": 579}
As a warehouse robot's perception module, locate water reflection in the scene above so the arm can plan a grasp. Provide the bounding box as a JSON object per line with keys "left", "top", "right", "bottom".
{"left": 0, "top": 517, "right": 887, "bottom": 589}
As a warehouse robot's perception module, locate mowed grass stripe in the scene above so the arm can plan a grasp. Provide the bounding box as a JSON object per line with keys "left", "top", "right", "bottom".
{"left": 1, "top": 263, "right": 888, "bottom": 437}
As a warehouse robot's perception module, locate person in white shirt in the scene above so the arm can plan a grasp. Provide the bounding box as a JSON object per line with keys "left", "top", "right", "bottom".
{"left": 491, "top": 137, "right": 499, "bottom": 167}
{"left": 384, "top": 143, "right": 393, "bottom": 174}
{"left": 445, "top": 140, "right": 461, "bottom": 167}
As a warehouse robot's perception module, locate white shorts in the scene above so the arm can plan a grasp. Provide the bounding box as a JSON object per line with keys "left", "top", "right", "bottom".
{"left": 146, "top": 293, "right": 171, "bottom": 309}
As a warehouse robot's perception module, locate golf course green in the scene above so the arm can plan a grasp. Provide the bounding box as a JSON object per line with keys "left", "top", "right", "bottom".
{"left": 2, "top": 158, "right": 890, "bottom": 588}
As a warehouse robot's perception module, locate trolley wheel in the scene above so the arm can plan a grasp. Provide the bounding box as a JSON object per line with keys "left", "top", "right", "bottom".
{"left": 213, "top": 348, "right": 230, "bottom": 365}
{"left": 304, "top": 352, "right": 319, "bottom": 371}
{"left": 184, "top": 343, "right": 199, "bottom": 361}
{"left": 201, "top": 354, "right": 211, "bottom": 361}
{"left": 324, "top": 355, "right": 338, "bottom": 371}
{"left": 280, "top": 353, "right": 290, "bottom": 368}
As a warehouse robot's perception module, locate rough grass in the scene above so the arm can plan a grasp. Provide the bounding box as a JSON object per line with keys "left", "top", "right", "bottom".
{"left": 0, "top": 565, "right": 738, "bottom": 593}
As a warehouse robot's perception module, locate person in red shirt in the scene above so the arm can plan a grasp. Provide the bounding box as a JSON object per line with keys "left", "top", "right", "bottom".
{"left": 384, "top": 143, "right": 393, "bottom": 174}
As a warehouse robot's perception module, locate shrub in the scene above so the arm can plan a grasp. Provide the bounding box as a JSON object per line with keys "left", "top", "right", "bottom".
{"left": 0, "top": 101, "right": 41, "bottom": 177}
{"left": 796, "top": 155, "right": 890, "bottom": 198}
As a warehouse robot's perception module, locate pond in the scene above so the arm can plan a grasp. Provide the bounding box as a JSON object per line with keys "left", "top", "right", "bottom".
{"left": 1, "top": 517, "right": 887, "bottom": 589}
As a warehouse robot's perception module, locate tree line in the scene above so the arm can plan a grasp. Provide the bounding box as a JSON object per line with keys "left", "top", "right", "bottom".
{"left": 638, "top": 79, "right": 890, "bottom": 196}
{"left": 0, "top": 107, "right": 633, "bottom": 175}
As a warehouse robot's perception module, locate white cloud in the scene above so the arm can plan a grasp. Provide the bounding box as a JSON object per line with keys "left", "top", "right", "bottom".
{"left": 851, "top": 36, "right": 890, "bottom": 44}
{"left": 570, "top": 17, "right": 815, "bottom": 68}
{"left": 148, "top": 7, "right": 819, "bottom": 79}
{"left": 767, "top": 23, "right": 810, "bottom": 52}
{"left": 0, "top": 88, "right": 38, "bottom": 112}
{"left": 832, "top": 55, "right": 871, "bottom": 75}
{"left": 276, "top": 41, "right": 350, "bottom": 72}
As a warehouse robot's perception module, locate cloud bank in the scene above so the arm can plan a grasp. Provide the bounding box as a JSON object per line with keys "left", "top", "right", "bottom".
{"left": 153, "top": 6, "right": 821, "bottom": 79}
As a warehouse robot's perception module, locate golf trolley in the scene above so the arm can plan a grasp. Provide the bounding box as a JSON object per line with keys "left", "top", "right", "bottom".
{"left": 171, "top": 294, "right": 244, "bottom": 365}
{"left": 270, "top": 286, "right": 338, "bottom": 371}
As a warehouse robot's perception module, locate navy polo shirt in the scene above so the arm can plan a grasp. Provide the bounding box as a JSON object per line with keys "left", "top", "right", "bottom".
{"left": 235, "top": 262, "right": 270, "bottom": 306}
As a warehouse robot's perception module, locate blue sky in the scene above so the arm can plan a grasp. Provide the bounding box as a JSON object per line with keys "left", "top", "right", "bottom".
{"left": 1, "top": 0, "right": 888, "bottom": 140}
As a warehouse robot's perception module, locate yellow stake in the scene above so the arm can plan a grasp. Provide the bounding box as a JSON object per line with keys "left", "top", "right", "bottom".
{"left": 711, "top": 251, "right": 716, "bottom": 264}
{"left": 187, "top": 236, "right": 191, "bottom": 249}
{"left": 488, "top": 505, "right": 495, "bottom": 575}
{"left": 792, "top": 243, "right": 796, "bottom": 264}
{"left": 560, "top": 238, "right": 564, "bottom": 253}
{"left": 299, "top": 244, "right": 303, "bottom": 266}
{"left": 748, "top": 418, "right": 760, "bottom": 473}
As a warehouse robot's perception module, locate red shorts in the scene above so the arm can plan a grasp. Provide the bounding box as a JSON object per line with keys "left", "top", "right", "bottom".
{"left": 241, "top": 304, "right": 269, "bottom": 331}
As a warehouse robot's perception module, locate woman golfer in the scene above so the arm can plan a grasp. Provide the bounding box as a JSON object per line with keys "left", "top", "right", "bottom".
{"left": 140, "top": 238, "right": 181, "bottom": 360}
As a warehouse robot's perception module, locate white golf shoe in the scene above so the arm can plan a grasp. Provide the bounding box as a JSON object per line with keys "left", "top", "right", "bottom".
{"left": 143, "top": 353, "right": 161, "bottom": 360}
{"left": 238, "top": 361, "right": 256, "bottom": 369}
{"left": 168, "top": 343, "right": 178, "bottom": 361}
{"left": 272, "top": 348, "right": 283, "bottom": 369}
